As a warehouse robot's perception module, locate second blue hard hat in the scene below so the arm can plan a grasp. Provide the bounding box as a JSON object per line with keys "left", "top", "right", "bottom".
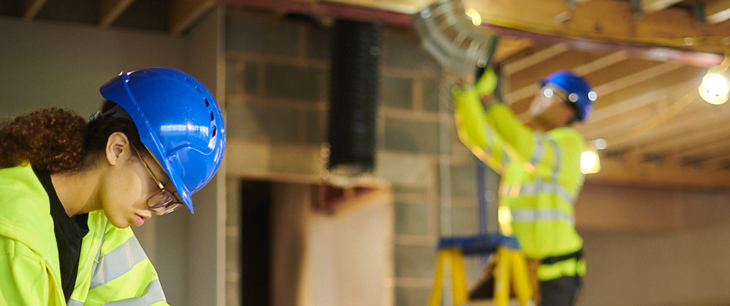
{"left": 540, "top": 70, "right": 596, "bottom": 121}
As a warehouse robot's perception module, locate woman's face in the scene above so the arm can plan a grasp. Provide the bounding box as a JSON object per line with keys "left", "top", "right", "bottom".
{"left": 98, "top": 135, "right": 176, "bottom": 228}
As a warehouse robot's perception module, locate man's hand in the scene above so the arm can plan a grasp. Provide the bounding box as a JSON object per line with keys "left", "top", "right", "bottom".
{"left": 475, "top": 68, "right": 498, "bottom": 97}
{"left": 455, "top": 74, "right": 476, "bottom": 89}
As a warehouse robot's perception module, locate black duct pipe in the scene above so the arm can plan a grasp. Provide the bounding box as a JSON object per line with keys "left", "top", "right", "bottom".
{"left": 327, "top": 20, "right": 382, "bottom": 178}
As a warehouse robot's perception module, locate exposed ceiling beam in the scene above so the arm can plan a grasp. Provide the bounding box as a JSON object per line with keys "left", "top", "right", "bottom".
{"left": 212, "top": 0, "right": 413, "bottom": 26}
{"left": 626, "top": 117, "right": 730, "bottom": 157}
{"left": 462, "top": 0, "right": 726, "bottom": 56}
{"left": 701, "top": 152, "right": 730, "bottom": 169}
{"left": 666, "top": 141, "right": 730, "bottom": 168}
{"left": 503, "top": 44, "right": 568, "bottom": 76}
{"left": 22, "top": 0, "right": 46, "bottom": 20}
{"left": 706, "top": 0, "right": 730, "bottom": 23}
{"left": 642, "top": 0, "right": 683, "bottom": 13}
{"left": 581, "top": 98, "right": 700, "bottom": 145}
{"left": 170, "top": 0, "right": 216, "bottom": 36}
{"left": 663, "top": 135, "right": 730, "bottom": 159}
{"left": 214, "top": 0, "right": 724, "bottom": 67}
{"left": 494, "top": 37, "right": 533, "bottom": 62}
{"left": 589, "top": 156, "right": 730, "bottom": 190}
{"left": 590, "top": 62, "right": 683, "bottom": 97}
{"left": 505, "top": 51, "right": 629, "bottom": 103}
{"left": 603, "top": 101, "right": 730, "bottom": 152}
{"left": 571, "top": 51, "right": 629, "bottom": 75}
{"left": 99, "top": 0, "right": 134, "bottom": 29}
{"left": 585, "top": 78, "right": 698, "bottom": 124}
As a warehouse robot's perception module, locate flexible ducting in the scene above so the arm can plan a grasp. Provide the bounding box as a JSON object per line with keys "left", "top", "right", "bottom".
{"left": 327, "top": 20, "right": 382, "bottom": 179}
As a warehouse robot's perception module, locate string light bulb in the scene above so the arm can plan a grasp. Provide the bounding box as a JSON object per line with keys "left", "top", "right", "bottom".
{"left": 580, "top": 150, "right": 600, "bottom": 174}
{"left": 699, "top": 66, "right": 729, "bottom": 105}
{"left": 465, "top": 8, "right": 482, "bottom": 26}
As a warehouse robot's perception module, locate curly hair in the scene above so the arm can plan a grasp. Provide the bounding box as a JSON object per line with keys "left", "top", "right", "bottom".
{"left": 0, "top": 101, "right": 145, "bottom": 174}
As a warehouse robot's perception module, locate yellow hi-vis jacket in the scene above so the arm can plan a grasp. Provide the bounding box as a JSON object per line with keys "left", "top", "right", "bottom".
{"left": 453, "top": 86, "right": 587, "bottom": 281}
{"left": 0, "top": 164, "right": 169, "bottom": 306}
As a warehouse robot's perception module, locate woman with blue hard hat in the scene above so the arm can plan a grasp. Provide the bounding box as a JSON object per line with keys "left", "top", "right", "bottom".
{"left": 0, "top": 67, "right": 225, "bottom": 305}
{"left": 454, "top": 67, "right": 595, "bottom": 306}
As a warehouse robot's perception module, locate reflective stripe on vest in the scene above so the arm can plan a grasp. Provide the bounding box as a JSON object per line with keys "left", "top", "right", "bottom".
{"left": 503, "top": 135, "right": 576, "bottom": 205}
{"left": 90, "top": 235, "right": 147, "bottom": 289}
{"left": 485, "top": 125, "right": 511, "bottom": 167}
{"left": 67, "top": 299, "right": 84, "bottom": 306}
{"left": 511, "top": 208, "right": 575, "bottom": 223}
{"left": 547, "top": 138, "right": 560, "bottom": 179}
{"left": 530, "top": 136, "right": 544, "bottom": 166}
{"left": 100, "top": 279, "right": 167, "bottom": 306}
{"left": 506, "top": 180, "right": 576, "bottom": 205}
{"left": 529, "top": 135, "right": 561, "bottom": 180}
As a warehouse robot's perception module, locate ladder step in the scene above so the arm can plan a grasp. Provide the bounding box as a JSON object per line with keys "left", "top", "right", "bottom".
{"left": 463, "top": 299, "right": 523, "bottom": 306}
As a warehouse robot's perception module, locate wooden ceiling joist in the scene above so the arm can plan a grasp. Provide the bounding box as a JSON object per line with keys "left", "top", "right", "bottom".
{"left": 170, "top": 0, "right": 216, "bottom": 36}
{"left": 463, "top": 0, "right": 726, "bottom": 53}
{"left": 494, "top": 36, "right": 534, "bottom": 62}
{"left": 23, "top": 0, "right": 46, "bottom": 20}
{"left": 99, "top": 0, "right": 134, "bottom": 29}
{"left": 706, "top": 0, "right": 730, "bottom": 24}
{"left": 625, "top": 115, "right": 730, "bottom": 156}
{"left": 591, "top": 62, "right": 683, "bottom": 97}
{"left": 585, "top": 78, "right": 699, "bottom": 124}
{"left": 571, "top": 51, "right": 629, "bottom": 76}
{"left": 605, "top": 100, "right": 730, "bottom": 155}
{"left": 700, "top": 153, "right": 730, "bottom": 169}
{"left": 581, "top": 101, "right": 690, "bottom": 143}
{"left": 503, "top": 44, "right": 568, "bottom": 76}
{"left": 663, "top": 136, "right": 730, "bottom": 160}
{"left": 588, "top": 156, "right": 730, "bottom": 190}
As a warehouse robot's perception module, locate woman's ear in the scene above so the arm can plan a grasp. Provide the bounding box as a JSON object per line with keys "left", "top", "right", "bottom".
{"left": 105, "top": 132, "right": 130, "bottom": 166}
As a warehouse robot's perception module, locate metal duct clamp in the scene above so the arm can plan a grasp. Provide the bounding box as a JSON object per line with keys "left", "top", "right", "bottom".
{"left": 412, "top": 0, "right": 498, "bottom": 74}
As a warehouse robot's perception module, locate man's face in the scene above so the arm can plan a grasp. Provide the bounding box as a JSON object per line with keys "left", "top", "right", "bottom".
{"left": 529, "top": 86, "right": 573, "bottom": 129}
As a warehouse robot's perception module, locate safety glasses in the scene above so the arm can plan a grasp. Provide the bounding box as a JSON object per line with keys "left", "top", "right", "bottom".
{"left": 537, "top": 85, "right": 569, "bottom": 104}
{"left": 131, "top": 144, "right": 183, "bottom": 215}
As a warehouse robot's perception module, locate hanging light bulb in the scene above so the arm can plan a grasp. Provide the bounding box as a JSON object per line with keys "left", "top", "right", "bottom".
{"left": 699, "top": 66, "right": 730, "bottom": 105}
{"left": 580, "top": 149, "right": 600, "bottom": 174}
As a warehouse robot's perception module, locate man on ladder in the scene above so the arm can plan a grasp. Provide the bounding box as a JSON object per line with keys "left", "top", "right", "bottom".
{"left": 453, "top": 65, "right": 595, "bottom": 306}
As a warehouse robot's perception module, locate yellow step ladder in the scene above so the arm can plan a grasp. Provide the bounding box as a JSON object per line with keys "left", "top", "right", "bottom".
{"left": 428, "top": 234, "right": 534, "bottom": 306}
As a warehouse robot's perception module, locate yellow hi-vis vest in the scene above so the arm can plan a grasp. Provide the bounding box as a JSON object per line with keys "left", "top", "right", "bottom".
{"left": 0, "top": 164, "right": 169, "bottom": 306}
{"left": 453, "top": 86, "right": 587, "bottom": 281}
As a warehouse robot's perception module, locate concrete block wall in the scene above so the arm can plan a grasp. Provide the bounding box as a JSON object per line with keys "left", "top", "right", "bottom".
{"left": 223, "top": 8, "right": 499, "bottom": 306}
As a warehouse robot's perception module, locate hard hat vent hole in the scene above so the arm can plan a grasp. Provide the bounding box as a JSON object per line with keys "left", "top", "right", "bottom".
{"left": 196, "top": 87, "right": 202, "bottom": 94}
{"left": 210, "top": 112, "right": 214, "bottom": 121}
{"left": 205, "top": 98, "right": 209, "bottom": 107}
{"left": 212, "top": 125, "right": 217, "bottom": 137}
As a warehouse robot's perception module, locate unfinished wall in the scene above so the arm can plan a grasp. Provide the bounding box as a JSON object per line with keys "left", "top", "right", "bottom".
{"left": 223, "top": 8, "right": 493, "bottom": 306}
{"left": 576, "top": 183, "right": 730, "bottom": 306}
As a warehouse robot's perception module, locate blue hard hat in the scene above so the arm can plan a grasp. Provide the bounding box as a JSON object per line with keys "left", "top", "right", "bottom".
{"left": 99, "top": 67, "right": 226, "bottom": 213}
{"left": 540, "top": 70, "right": 596, "bottom": 121}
